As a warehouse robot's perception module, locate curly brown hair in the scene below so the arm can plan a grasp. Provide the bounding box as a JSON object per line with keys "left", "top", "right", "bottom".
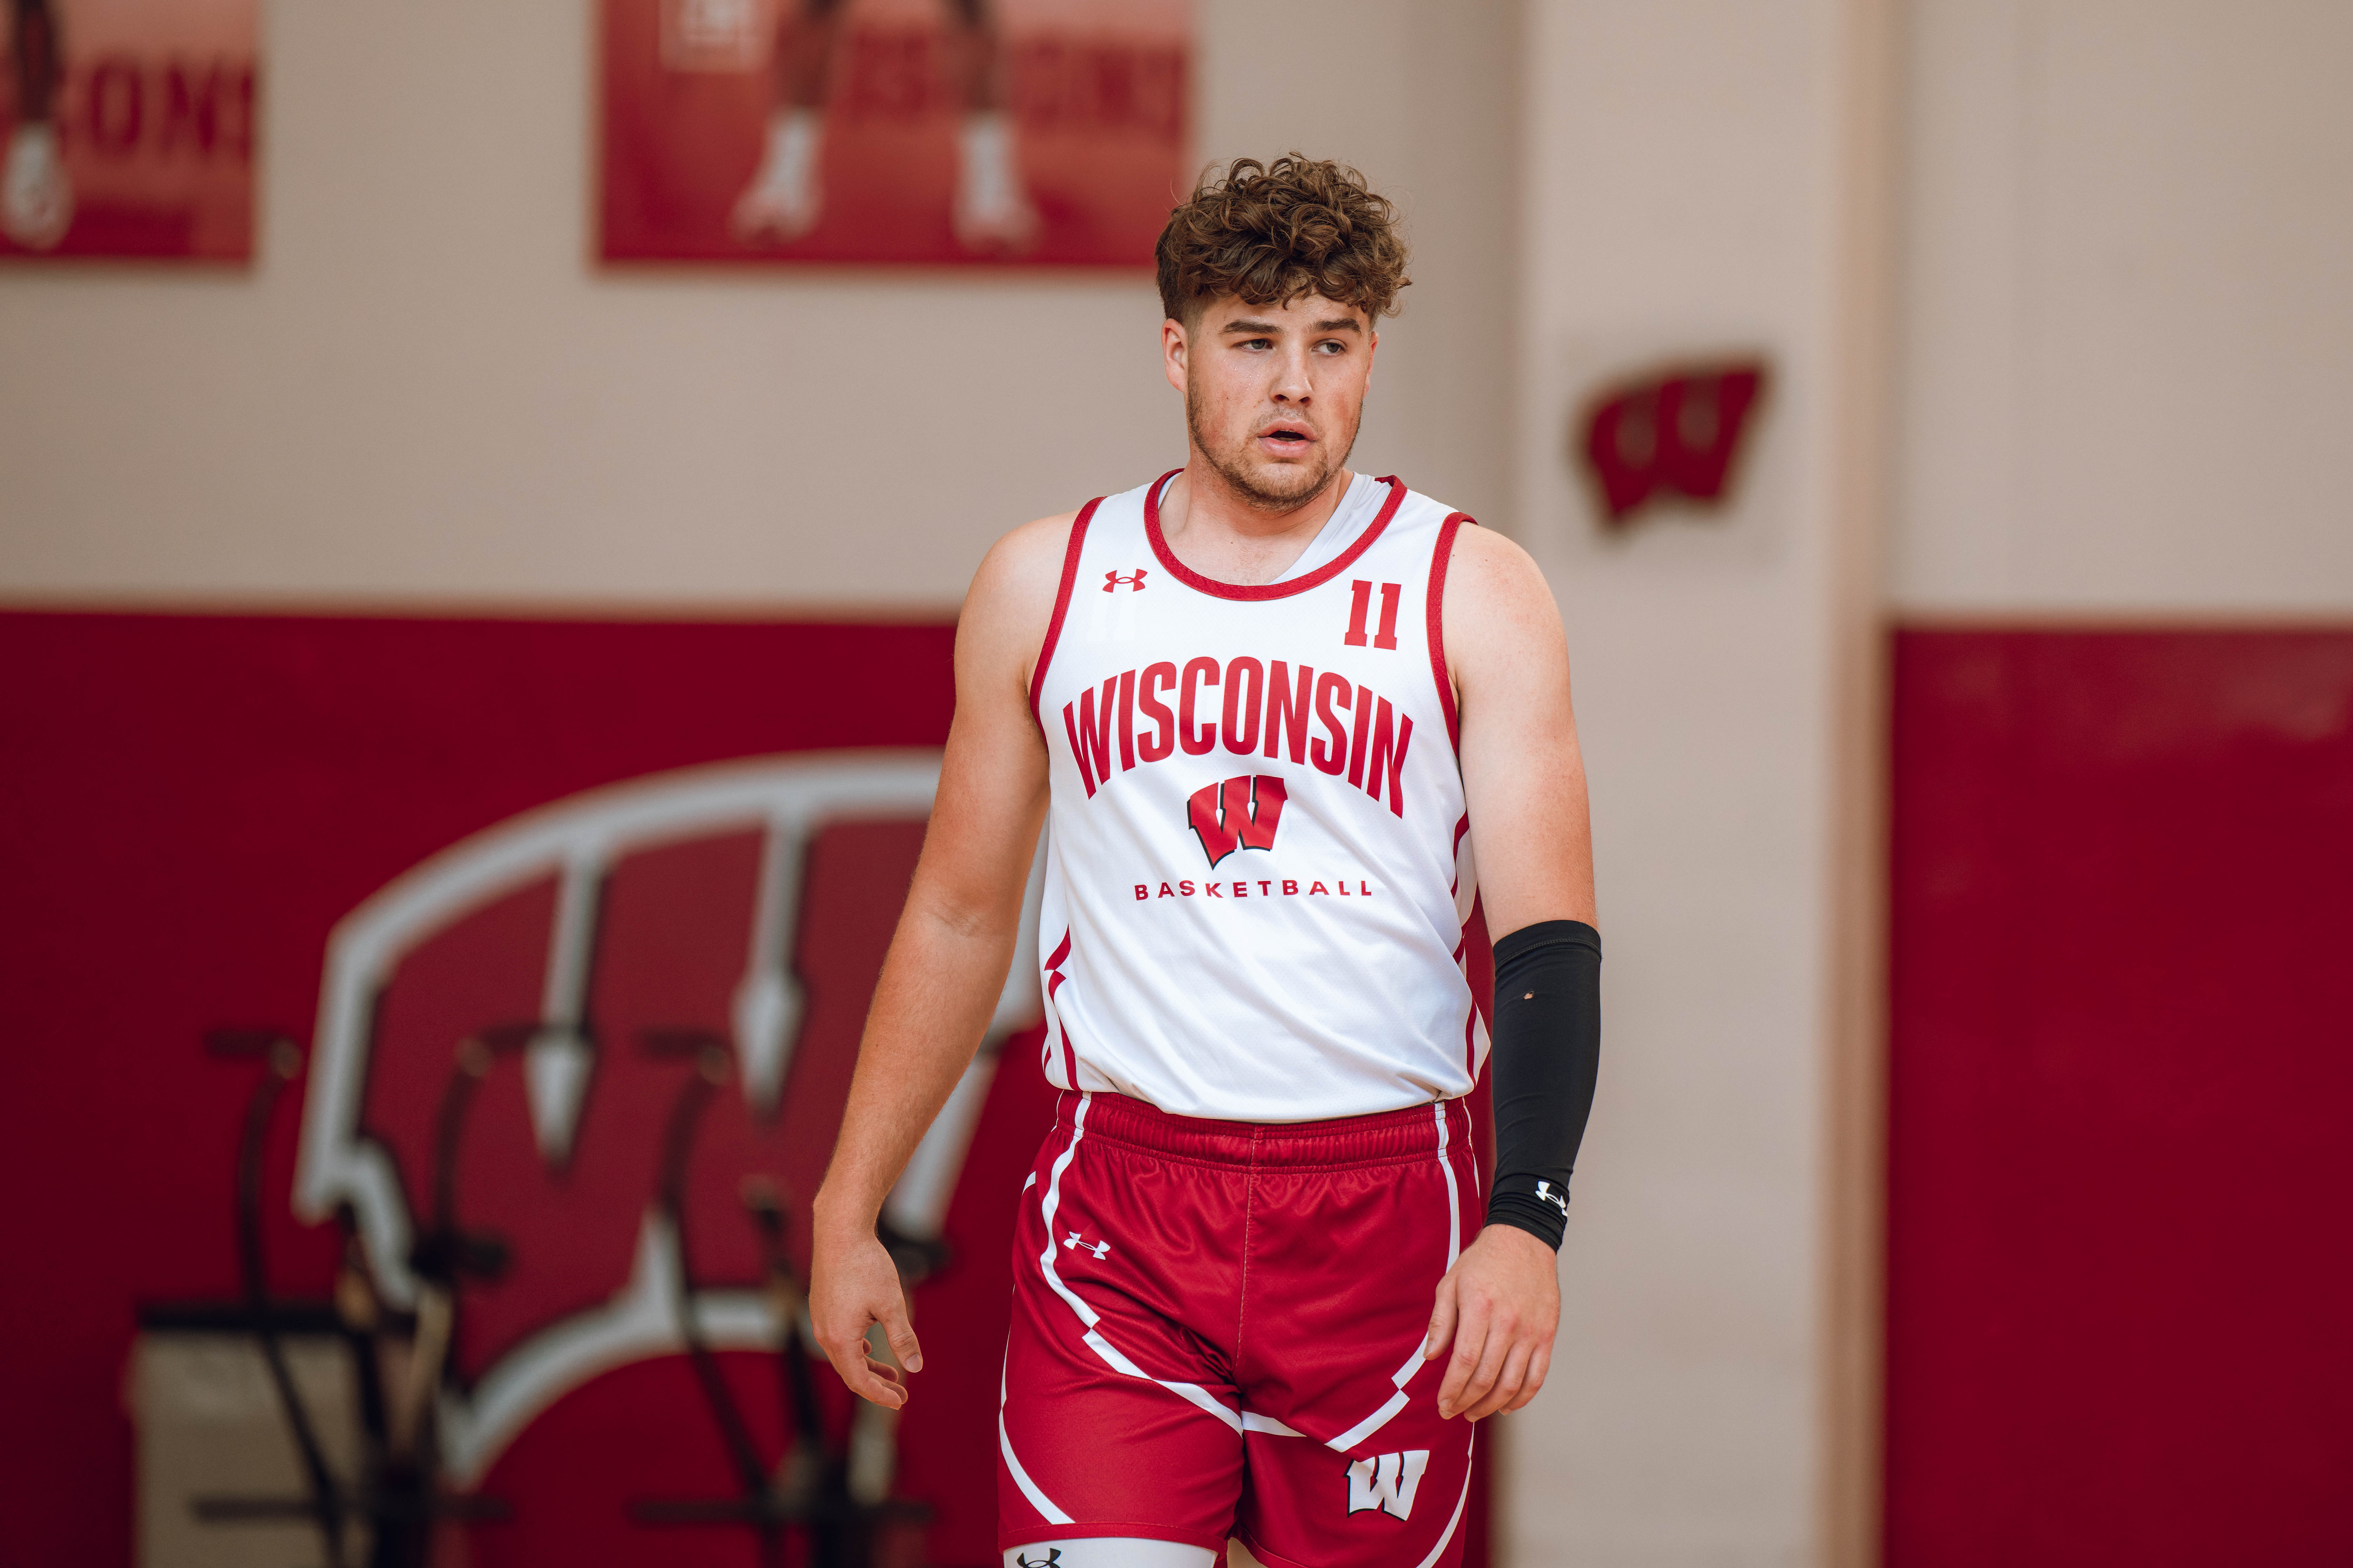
{"left": 1155, "top": 154, "right": 1411, "bottom": 327}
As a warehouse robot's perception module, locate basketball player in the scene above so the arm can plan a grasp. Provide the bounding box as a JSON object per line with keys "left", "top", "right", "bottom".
{"left": 731, "top": 0, "right": 1036, "bottom": 251}
{"left": 810, "top": 156, "right": 1600, "bottom": 1567}
{"left": 3, "top": 0, "right": 73, "bottom": 251}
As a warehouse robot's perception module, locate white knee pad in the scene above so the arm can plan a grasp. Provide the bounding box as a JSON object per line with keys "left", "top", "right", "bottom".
{"left": 1004, "top": 1539, "right": 1222, "bottom": 1568}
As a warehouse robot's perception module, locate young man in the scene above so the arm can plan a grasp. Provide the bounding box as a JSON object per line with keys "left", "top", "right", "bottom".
{"left": 810, "top": 155, "right": 1601, "bottom": 1568}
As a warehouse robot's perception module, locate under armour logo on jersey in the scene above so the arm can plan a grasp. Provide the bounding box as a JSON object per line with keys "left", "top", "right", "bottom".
{"left": 1186, "top": 775, "right": 1288, "bottom": 868}
{"left": 1345, "top": 1450, "right": 1430, "bottom": 1520}
{"left": 1104, "top": 569, "right": 1148, "bottom": 592}
{"left": 1536, "top": 1180, "right": 1569, "bottom": 1220}
{"left": 1062, "top": 1230, "right": 1110, "bottom": 1259}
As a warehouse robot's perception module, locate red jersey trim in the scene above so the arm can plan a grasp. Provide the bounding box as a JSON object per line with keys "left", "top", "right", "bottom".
{"left": 1042, "top": 928, "right": 1077, "bottom": 1087}
{"left": 1142, "top": 469, "right": 1408, "bottom": 602}
{"left": 1427, "top": 511, "right": 1475, "bottom": 750}
{"left": 1028, "top": 496, "right": 1104, "bottom": 727}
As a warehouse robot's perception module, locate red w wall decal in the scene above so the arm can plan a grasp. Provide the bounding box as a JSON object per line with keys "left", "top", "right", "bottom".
{"left": 1578, "top": 359, "right": 1768, "bottom": 527}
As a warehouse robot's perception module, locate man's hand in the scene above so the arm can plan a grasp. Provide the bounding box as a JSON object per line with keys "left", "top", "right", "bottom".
{"left": 1423, "top": 1223, "right": 1560, "bottom": 1420}
{"left": 802, "top": 512, "right": 1066, "bottom": 1408}
{"left": 809, "top": 1223, "right": 924, "bottom": 1409}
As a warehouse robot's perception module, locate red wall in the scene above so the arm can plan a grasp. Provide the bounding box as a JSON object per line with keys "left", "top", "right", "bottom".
{"left": 0, "top": 611, "right": 964, "bottom": 1566}
{"left": 1886, "top": 629, "right": 2353, "bottom": 1566}
{"left": 0, "top": 610, "right": 1491, "bottom": 1568}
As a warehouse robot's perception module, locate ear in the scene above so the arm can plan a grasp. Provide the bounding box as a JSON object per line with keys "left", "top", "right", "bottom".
{"left": 1162, "top": 317, "right": 1189, "bottom": 396}
{"left": 1365, "top": 327, "right": 1379, "bottom": 388}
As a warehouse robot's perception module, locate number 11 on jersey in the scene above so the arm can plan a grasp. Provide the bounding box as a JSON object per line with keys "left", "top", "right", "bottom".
{"left": 1344, "top": 580, "right": 1402, "bottom": 650}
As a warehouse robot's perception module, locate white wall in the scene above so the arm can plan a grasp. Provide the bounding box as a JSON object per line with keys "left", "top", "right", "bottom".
{"left": 1504, "top": 3, "right": 1884, "bottom": 1565}
{"left": 0, "top": 0, "right": 1516, "bottom": 609}
{"left": 1894, "top": 0, "right": 2353, "bottom": 614}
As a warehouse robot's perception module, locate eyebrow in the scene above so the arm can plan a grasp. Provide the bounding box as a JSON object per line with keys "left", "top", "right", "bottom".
{"left": 1221, "top": 316, "right": 1365, "bottom": 335}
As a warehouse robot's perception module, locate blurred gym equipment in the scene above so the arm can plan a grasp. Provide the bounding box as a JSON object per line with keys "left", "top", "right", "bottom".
{"left": 629, "top": 1026, "right": 931, "bottom": 1568}
{"left": 131, "top": 1029, "right": 508, "bottom": 1568}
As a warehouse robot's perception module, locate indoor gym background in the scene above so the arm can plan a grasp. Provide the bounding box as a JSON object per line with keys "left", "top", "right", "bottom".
{"left": 3, "top": 2, "right": 2350, "bottom": 1565}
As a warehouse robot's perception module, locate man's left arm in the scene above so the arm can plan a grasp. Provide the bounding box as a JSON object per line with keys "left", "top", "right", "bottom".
{"left": 1421, "top": 524, "right": 1599, "bottom": 1422}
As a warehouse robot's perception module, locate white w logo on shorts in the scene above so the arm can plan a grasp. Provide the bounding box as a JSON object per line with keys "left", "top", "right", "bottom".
{"left": 1345, "top": 1449, "right": 1430, "bottom": 1520}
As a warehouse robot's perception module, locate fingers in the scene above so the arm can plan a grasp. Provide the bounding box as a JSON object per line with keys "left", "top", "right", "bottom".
{"left": 1460, "top": 1340, "right": 1533, "bottom": 1423}
{"left": 1446, "top": 1302, "right": 1515, "bottom": 1420}
{"left": 1423, "top": 1274, "right": 1459, "bottom": 1362}
{"left": 1435, "top": 1290, "right": 1491, "bottom": 1418}
{"left": 824, "top": 1331, "right": 907, "bottom": 1408}
{"left": 810, "top": 1236, "right": 922, "bottom": 1408}
{"left": 879, "top": 1297, "right": 924, "bottom": 1375}
{"left": 1504, "top": 1343, "right": 1551, "bottom": 1414}
{"left": 1430, "top": 1225, "right": 1563, "bottom": 1420}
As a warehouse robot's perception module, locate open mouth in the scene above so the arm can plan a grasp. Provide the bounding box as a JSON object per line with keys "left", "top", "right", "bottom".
{"left": 1261, "top": 426, "right": 1314, "bottom": 449}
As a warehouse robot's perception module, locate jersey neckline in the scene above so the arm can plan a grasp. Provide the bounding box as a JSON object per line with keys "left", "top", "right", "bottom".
{"left": 1142, "top": 467, "right": 1408, "bottom": 602}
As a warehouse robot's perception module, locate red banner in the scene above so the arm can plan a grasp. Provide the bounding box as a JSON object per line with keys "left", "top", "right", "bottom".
{"left": 601, "top": 0, "right": 1187, "bottom": 266}
{"left": 0, "top": 0, "right": 255, "bottom": 260}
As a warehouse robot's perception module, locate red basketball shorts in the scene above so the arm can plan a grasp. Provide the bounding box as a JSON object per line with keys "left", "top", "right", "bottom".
{"left": 997, "top": 1090, "right": 1482, "bottom": 1568}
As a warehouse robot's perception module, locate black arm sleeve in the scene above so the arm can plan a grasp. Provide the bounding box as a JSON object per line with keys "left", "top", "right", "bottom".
{"left": 1482, "top": 919, "right": 1602, "bottom": 1250}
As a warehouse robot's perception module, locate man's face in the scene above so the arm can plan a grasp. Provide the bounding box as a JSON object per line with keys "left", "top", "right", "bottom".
{"left": 1163, "top": 292, "right": 1377, "bottom": 513}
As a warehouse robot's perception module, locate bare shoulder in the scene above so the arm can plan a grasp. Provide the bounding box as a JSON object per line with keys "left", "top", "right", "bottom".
{"left": 1441, "top": 523, "right": 1565, "bottom": 673}
{"left": 960, "top": 511, "right": 1083, "bottom": 698}
{"left": 1444, "top": 521, "right": 1552, "bottom": 610}
{"left": 967, "top": 512, "right": 1078, "bottom": 621}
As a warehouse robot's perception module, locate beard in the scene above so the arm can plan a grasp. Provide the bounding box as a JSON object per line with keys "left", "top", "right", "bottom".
{"left": 1186, "top": 380, "right": 1357, "bottom": 513}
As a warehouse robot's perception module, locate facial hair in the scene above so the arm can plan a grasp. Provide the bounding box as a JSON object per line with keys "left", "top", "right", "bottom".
{"left": 1186, "top": 377, "right": 1357, "bottom": 514}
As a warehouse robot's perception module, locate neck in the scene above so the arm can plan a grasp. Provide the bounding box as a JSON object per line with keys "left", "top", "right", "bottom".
{"left": 1160, "top": 457, "right": 1354, "bottom": 586}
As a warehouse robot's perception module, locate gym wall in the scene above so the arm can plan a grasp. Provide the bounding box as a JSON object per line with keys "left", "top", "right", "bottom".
{"left": 1885, "top": 3, "right": 2353, "bottom": 1564}
{"left": 0, "top": 0, "right": 1517, "bottom": 610}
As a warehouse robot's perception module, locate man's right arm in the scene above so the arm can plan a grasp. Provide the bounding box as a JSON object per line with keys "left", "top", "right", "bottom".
{"left": 806, "top": 511, "right": 1072, "bottom": 1409}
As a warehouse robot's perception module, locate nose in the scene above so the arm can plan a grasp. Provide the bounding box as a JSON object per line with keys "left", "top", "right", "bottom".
{"left": 1271, "top": 340, "right": 1314, "bottom": 405}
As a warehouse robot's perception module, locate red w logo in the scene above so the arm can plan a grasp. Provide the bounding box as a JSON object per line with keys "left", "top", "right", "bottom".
{"left": 1186, "top": 775, "right": 1288, "bottom": 868}
{"left": 1579, "top": 359, "right": 1768, "bottom": 527}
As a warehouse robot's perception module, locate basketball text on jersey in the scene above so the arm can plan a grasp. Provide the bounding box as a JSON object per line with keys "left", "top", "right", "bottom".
{"left": 1029, "top": 472, "right": 1491, "bottom": 1122}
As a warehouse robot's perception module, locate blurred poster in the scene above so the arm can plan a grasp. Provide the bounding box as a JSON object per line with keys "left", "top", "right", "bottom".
{"left": 601, "top": 0, "right": 1187, "bottom": 266}
{"left": 0, "top": 0, "right": 256, "bottom": 260}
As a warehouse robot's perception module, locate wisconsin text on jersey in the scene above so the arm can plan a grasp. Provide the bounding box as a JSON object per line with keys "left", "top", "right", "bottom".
{"left": 1059, "top": 651, "right": 1417, "bottom": 815}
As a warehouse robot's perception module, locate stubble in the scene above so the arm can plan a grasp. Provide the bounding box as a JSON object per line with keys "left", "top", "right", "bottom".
{"left": 1185, "top": 379, "right": 1357, "bottom": 514}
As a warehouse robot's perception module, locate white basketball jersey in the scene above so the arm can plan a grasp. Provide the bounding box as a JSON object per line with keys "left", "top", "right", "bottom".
{"left": 1028, "top": 470, "right": 1488, "bottom": 1122}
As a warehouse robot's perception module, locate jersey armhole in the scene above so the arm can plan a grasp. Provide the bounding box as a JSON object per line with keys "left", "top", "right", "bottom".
{"left": 1028, "top": 497, "right": 1104, "bottom": 728}
{"left": 1427, "top": 511, "right": 1476, "bottom": 751}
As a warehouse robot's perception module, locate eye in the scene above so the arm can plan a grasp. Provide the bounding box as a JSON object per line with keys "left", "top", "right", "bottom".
{"left": 1315, "top": 339, "right": 1347, "bottom": 355}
